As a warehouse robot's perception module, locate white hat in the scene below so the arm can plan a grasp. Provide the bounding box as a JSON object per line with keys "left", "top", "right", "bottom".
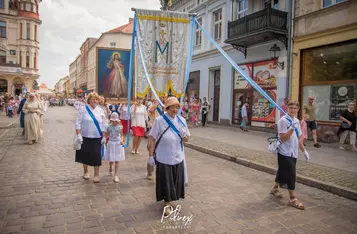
{"left": 110, "top": 112, "right": 120, "bottom": 122}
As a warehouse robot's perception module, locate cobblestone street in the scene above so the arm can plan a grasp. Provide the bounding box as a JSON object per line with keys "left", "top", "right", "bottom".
{"left": 0, "top": 106, "right": 357, "bottom": 234}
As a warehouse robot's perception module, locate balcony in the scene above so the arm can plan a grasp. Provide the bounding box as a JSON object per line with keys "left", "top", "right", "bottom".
{"left": 225, "top": 7, "right": 288, "bottom": 58}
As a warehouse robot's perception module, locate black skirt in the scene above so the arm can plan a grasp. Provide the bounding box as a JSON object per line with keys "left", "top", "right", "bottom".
{"left": 275, "top": 153, "right": 297, "bottom": 190}
{"left": 156, "top": 160, "right": 185, "bottom": 202}
{"left": 75, "top": 137, "right": 102, "bottom": 167}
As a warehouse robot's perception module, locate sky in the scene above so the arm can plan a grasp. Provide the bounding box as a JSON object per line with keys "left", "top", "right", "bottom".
{"left": 39, "top": 0, "right": 161, "bottom": 88}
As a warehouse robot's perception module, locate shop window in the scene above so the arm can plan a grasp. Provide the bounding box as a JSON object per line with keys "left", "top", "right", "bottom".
{"left": 0, "top": 79, "right": 8, "bottom": 93}
{"left": 26, "top": 23, "right": 30, "bottom": 40}
{"left": 0, "top": 0, "right": 5, "bottom": 9}
{"left": 0, "top": 21, "right": 6, "bottom": 38}
{"left": 0, "top": 50, "right": 6, "bottom": 64}
{"left": 302, "top": 41, "right": 357, "bottom": 83}
{"left": 195, "top": 18, "right": 202, "bottom": 46}
{"left": 213, "top": 9, "right": 222, "bottom": 40}
{"left": 323, "top": 0, "right": 344, "bottom": 8}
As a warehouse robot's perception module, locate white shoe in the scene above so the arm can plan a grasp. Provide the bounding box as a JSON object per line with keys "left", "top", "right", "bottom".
{"left": 114, "top": 176, "right": 119, "bottom": 183}
{"left": 83, "top": 173, "right": 90, "bottom": 180}
{"left": 93, "top": 176, "right": 100, "bottom": 183}
{"left": 339, "top": 146, "right": 345, "bottom": 150}
{"left": 109, "top": 169, "right": 113, "bottom": 176}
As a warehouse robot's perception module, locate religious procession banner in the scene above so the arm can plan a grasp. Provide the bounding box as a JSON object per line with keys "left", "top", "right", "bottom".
{"left": 135, "top": 9, "right": 191, "bottom": 98}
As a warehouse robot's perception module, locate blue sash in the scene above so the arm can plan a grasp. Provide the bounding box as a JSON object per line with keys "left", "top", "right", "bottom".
{"left": 85, "top": 105, "right": 104, "bottom": 158}
{"left": 284, "top": 116, "right": 299, "bottom": 138}
{"left": 162, "top": 113, "right": 185, "bottom": 151}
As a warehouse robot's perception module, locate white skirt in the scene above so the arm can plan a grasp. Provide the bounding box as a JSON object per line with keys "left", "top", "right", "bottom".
{"left": 104, "top": 141, "right": 125, "bottom": 162}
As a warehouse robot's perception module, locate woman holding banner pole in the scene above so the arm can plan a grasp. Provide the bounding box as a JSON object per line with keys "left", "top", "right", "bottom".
{"left": 147, "top": 97, "right": 190, "bottom": 215}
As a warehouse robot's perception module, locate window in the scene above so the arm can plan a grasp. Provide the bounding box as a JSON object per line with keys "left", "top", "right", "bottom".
{"left": 0, "top": 21, "right": 6, "bottom": 38}
{"left": 26, "top": 23, "right": 30, "bottom": 40}
{"left": 34, "top": 25, "right": 37, "bottom": 41}
{"left": 26, "top": 51, "right": 29, "bottom": 68}
{"left": 0, "top": 0, "right": 5, "bottom": 9}
{"left": 26, "top": 3, "right": 31, "bottom": 11}
{"left": 34, "top": 4, "right": 38, "bottom": 13}
{"left": 109, "top": 42, "right": 116, "bottom": 47}
{"left": 34, "top": 53, "right": 36, "bottom": 69}
{"left": 20, "top": 23, "right": 23, "bottom": 39}
{"left": 272, "top": 0, "right": 279, "bottom": 9}
{"left": 197, "top": 0, "right": 201, "bottom": 5}
{"left": 236, "top": 0, "right": 248, "bottom": 19}
{"left": 213, "top": 9, "right": 222, "bottom": 40}
{"left": 323, "top": 0, "right": 344, "bottom": 7}
{"left": 0, "top": 50, "right": 6, "bottom": 64}
{"left": 20, "top": 52, "right": 22, "bottom": 66}
{"left": 195, "top": 18, "right": 202, "bottom": 46}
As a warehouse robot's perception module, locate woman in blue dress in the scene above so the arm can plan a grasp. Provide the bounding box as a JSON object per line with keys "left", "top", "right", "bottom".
{"left": 17, "top": 93, "right": 28, "bottom": 135}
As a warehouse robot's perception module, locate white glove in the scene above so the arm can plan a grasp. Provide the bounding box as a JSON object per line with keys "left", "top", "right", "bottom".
{"left": 76, "top": 134, "right": 83, "bottom": 144}
{"left": 291, "top": 121, "right": 299, "bottom": 130}
{"left": 147, "top": 156, "right": 156, "bottom": 166}
{"left": 101, "top": 137, "right": 106, "bottom": 145}
{"left": 303, "top": 149, "right": 310, "bottom": 161}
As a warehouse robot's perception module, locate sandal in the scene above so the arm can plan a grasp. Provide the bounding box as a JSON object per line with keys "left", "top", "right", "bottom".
{"left": 270, "top": 188, "right": 283, "bottom": 198}
{"left": 288, "top": 198, "right": 305, "bottom": 210}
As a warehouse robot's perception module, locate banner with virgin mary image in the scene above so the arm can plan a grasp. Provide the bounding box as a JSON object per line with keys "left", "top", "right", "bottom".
{"left": 135, "top": 9, "right": 191, "bottom": 98}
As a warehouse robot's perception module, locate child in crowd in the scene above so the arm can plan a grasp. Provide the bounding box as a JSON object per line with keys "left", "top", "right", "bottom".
{"left": 103, "top": 112, "right": 125, "bottom": 183}
{"left": 300, "top": 114, "right": 308, "bottom": 145}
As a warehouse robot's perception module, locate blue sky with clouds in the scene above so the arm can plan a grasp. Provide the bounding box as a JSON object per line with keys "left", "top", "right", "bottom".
{"left": 39, "top": 0, "right": 161, "bottom": 88}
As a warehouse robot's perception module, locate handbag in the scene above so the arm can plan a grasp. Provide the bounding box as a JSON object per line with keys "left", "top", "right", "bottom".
{"left": 85, "top": 105, "right": 105, "bottom": 158}
{"left": 341, "top": 122, "right": 351, "bottom": 129}
{"left": 73, "top": 134, "right": 81, "bottom": 151}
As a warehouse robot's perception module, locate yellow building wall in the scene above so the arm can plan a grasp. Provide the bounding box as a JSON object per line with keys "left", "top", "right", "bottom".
{"left": 291, "top": 23, "right": 357, "bottom": 101}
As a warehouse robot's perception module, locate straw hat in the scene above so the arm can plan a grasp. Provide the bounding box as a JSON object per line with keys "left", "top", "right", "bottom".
{"left": 165, "top": 97, "right": 180, "bottom": 110}
{"left": 110, "top": 112, "right": 120, "bottom": 122}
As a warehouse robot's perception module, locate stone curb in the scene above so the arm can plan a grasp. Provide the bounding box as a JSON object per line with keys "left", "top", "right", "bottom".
{"left": 0, "top": 117, "right": 19, "bottom": 129}
{"left": 185, "top": 142, "right": 357, "bottom": 201}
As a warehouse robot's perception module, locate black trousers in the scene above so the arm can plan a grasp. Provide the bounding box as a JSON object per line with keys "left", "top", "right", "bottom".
{"left": 202, "top": 112, "right": 207, "bottom": 126}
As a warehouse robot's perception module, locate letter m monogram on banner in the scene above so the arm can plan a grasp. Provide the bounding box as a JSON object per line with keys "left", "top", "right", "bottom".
{"left": 135, "top": 9, "right": 192, "bottom": 99}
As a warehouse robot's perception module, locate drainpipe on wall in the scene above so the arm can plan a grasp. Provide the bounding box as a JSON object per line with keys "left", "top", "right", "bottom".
{"left": 286, "top": 0, "right": 295, "bottom": 98}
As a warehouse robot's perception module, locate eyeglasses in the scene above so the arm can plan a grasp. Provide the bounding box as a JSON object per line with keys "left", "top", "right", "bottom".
{"left": 288, "top": 107, "right": 298, "bottom": 110}
{"left": 308, "top": 98, "right": 314, "bottom": 100}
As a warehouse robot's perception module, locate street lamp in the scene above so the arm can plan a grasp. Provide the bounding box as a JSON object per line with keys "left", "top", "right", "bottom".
{"left": 269, "top": 44, "right": 284, "bottom": 70}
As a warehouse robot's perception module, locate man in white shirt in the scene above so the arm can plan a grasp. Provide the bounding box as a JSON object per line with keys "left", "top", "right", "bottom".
{"left": 240, "top": 102, "right": 249, "bottom": 132}
{"left": 270, "top": 100, "right": 310, "bottom": 210}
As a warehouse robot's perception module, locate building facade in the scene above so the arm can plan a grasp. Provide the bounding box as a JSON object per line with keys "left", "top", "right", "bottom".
{"left": 291, "top": 0, "right": 357, "bottom": 142}
{"left": 169, "top": 0, "right": 292, "bottom": 128}
{"left": 69, "top": 55, "right": 78, "bottom": 95}
{"left": 0, "top": 0, "right": 41, "bottom": 96}
{"left": 87, "top": 18, "right": 133, "bottom": 93}
{"left": 76, "top": 38, "right": 97, "bottom": 93}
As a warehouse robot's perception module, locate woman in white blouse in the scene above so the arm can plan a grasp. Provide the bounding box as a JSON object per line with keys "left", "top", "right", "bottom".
{"left": 75, "top": 93, "right": 107, "bottom": 183}
{"left": 130, "top": 97, "right": 149, "bottom": 154}
{"left": 119, "top": 102, "right": 130, "bottom": 142}
{"left": 147, "top": 97, "right": 190, "bottom": 215}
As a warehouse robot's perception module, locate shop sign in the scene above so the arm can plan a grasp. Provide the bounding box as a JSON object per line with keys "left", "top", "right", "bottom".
{"left": 252, "top": 60, "right": 278, "bottom": 89}
{"left": 251, "top": 89, "right": 277, "bottom": 129}
{"left": 0, "top": 66, "right": 22, "bottom": 73}
{"left": 234, "top": 64, "right": 252, "bottom": 89}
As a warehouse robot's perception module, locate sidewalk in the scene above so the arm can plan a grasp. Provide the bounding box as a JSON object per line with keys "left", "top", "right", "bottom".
{"left": 186, "top": 124, "right": 357, "bottom": 200}
{"left": 0, "top": 113, "right": 19, "bottom": 129}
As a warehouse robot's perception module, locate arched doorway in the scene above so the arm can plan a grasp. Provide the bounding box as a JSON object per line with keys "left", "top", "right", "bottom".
{"left": 13, "top": 77, "right": 25, "bottom": 96}
{"left": 0, "top": 79, "right": 8, "bottom": 94}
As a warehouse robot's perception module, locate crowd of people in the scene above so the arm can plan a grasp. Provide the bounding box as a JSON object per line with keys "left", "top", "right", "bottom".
{"left": 73, "top": 93, "right": 189, "bottom": 215}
